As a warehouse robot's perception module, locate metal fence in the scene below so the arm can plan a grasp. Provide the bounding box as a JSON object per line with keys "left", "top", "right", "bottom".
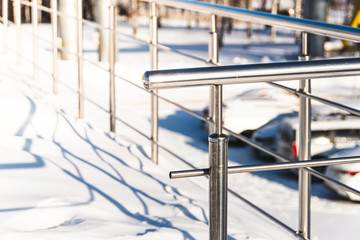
{"left": 2, "top": 0, "right": 360, "bottom": 239}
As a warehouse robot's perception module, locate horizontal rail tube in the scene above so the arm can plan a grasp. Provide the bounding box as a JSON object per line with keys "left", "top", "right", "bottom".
{"left": 147, "top": 0, "right": 360, "bottom": 42}
{"left": 143, "top": 58, "right": 360, "bottom": 89}
{"left": 268, "top": 82, "right": 360, "bottom": 117}
{"left": 170, "top": 156, "right": 360, "bottom": 178}
{"left": 20, "top": 0, "right": 360, "bottom": 43}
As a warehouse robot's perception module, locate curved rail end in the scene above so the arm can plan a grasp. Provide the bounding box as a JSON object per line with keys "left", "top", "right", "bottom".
{"left": 142, "top": 71, "right": 151, "bottom": 90}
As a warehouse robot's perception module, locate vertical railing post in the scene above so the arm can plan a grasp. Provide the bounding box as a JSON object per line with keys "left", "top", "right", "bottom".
{"left": 14, "top": 0, "right": 22, "bottom": 64}
{"left": 2, "top": 0, "right": 8, "bottom": 52}
{"left": 51, "top": 0, "right": 58, "bottom": 94}
{"left": 298, "top": 31, "right": 311, "bottom": 240}
{"left": 32, "top": 0, "right": 38, "bottom": 80}
{"left": 109, "top": 3, "right": 116, "bottom": 132}
{"left": 208, "top": 28, "right": 228, "bottom": 237}
{"left": 270, "top": 0, "right": 279, "bottom": 41}
{"left": 294, "top": 0, "right": 302, "bottom": 41}
{"left": 58, "top": 0, "right": 77, "bottom": 60}
{"left": 208, "top": 14, "right": 219, "bottom": 134}
{"left": 96, "top": 0, "right": 112, "bottom": 61}
{"left": 77, "top": 0, "right": 84, "bottom": 119}
{"left": 150, "top": 2, "right": 159, "bottom": 164}
{"left": 209, "top": 84, "right": 228, "bottom": 240}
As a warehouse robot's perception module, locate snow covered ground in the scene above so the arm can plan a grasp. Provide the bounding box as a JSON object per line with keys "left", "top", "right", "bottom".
{"left": 1, "top": 17, "right": 360, "bottom": 240}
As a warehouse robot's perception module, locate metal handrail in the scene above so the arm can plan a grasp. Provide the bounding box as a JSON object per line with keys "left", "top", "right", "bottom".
{"left": 170, "top": 156, "right": 360, "bottom": 188}
{"left": 143, "top": 58, "right": 360, "bottom": 89}
{"left": 15, "top": 1, "right": 360, "bottom": 197}
{"left": 141, "top": 10, "right": 360, "bottom": 237}
{"left": 145, "top": 0, "right": 360, "bottom": 42}
{"left": 143, "top": 60, "right": 360, "bottom": 175}
{"left": 6, "top": 0, "right": 360, "bottom": 239}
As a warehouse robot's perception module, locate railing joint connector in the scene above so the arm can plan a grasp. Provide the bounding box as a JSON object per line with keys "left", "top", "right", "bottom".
{"left": 298, "top": 54, "right": 311, "bottom": 61}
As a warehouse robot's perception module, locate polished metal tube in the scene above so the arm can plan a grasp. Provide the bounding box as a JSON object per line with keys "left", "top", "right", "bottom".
{"left": 214, "top": 85, "right": 222, "bottom": 135}
{"left": 96, "top": 0, "right": 111, "bottom": 62}
{"left": 297, "top": 90, "right": 360, "bottom": 117}
{"left": 294, "top": 0, "right": 302, "bottom": 41}
{"left": 146, "top": 0, "right": 360, "bottom": 42}
{"left": 58, "top": 0, "right": 77, "bottom": 60}
{"left": 15, "top": 0, "right": 22, "bottom": 64}
{"left": 298, "top": 32, "right": 311, "bottom": 240}
{"left": 268, "top": 81, "right": 360, "bottom": 117}
{"left": 51, "top": 0, "right": 58, "bottom": 94}
{"left": 109, "top": 3, "right": 116, "bottom": 132}
{"left": 150, "top": 2, "right": 159, "bottom": 164}
{"left": 209, "top": 134, "right": 228, "bottom": 240}
{"left": 151, "top": 92, "right": 159, "bottom": 164}
{"left": 270, "top": 0, "right": 279, "bottom": 41}
{"left": 150, "top": 2, "right": 158, "bottom": 71}
{"left": 208, "top": 14, "right": 218, "bottom": 64}
{"left": 77, "top": 0, "right": 84, "bottom": 118}
{"left": 169, "top": 156, "right": 360, "bottom": 178}
{"left": 295, "top": 0, "right": 302, "bottom": 19}
{"left": 170, "top": 168, "right": 209, "bottom": 179}
{"left": 209, "top": 86, "right": 215, "bottom": 134}
{"left": 32, "top": 0, "right": 38, "bottom": 80}
{"left": 208, "top": 14, "right": 219, "bottom": 134}
{"left": 143, "top": 58, "right": 360, "bottom": 90}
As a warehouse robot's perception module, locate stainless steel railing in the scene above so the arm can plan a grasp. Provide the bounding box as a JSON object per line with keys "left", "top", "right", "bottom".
{"left": 143, "top": 56, "right": 360, "bottom": 240}
{"left": 3, "top": 0, "right": 360, "bottom": 239}
{"left": 140, "top": 1, "right": 360, "bottom": 240}
{"left": 144, "top": 0, "right": 360, "bottom": 41}
{"left": 143, "top": 58, "right": 360, "bottom": 89}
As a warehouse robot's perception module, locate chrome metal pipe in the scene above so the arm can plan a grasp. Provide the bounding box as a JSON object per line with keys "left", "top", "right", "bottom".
{"left": 306, "top": 167, "right": 360, "bottom": 200}
{"left": 208, "top": 14, "right": 219, "bottom": 134}
{"left": 270, "top": 0, "right": 279, "bottom": 41}
{"left": 150, "top": 2, "right": 159, "bottom": 164}
{"left": 297, "top": 90, "right": 360, "bottom": 117}
{"left": 58, "top": 0, "right": 77, "bottom": 60}
{"left": 146, "top": 0, "right": 360, "bottom": 42}
{"left": 169, "top": 156, "right": 360, "bottom": 179}
{"left": 170, "top": 168, "right": 209, "bottom": 179}
{"left": 298, "top": 32, "right": 311, "bottom": 240}
{"left": 15, "top": 0, "right": 22, "bottom": 64}
{"left": 209, "top": 134, "right": 228, "bottom": 240}
{"left": 109, "top": 3, "right": 116, "bottom": 132}
{"left": 51, "top": 0, "right": 58, "bottom": 94}
{"left": 268, "top": 82, "right": 360, "bottom": 117}
{"left": 77, "top": 0, "right": 84, "bottom": 119}
{"left": 209, "top": 53, "right": 226, "bottom": 238}
{"left": 294, "top": 0, "right": 302, "bottom": 41}
{"left": 32, "top": 0, "right": 38, "bottom": 80}
{"left": 214, "top": 85, "right": 222, "bottom": 135}
{"left": 208, "top": 14, "right": 218, "bottom": 64}
{"left": 150, "top": 93, "right": 159, "bottom": 166}
{"left": 150, "top": 2, "right": 158, "bottom": 72}
{"left": 295, "top": 0, "right": 302, "bottom": 19}
{"left": 143, "top": 58, "right": 360, "bottom": 90}
{"left": 208, "top": 14, "right": 219, "bottom": 135}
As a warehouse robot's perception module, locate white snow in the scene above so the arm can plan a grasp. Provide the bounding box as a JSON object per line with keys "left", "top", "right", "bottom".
{"left": 0, "top": 16, "right": 360, "bottom": 240}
